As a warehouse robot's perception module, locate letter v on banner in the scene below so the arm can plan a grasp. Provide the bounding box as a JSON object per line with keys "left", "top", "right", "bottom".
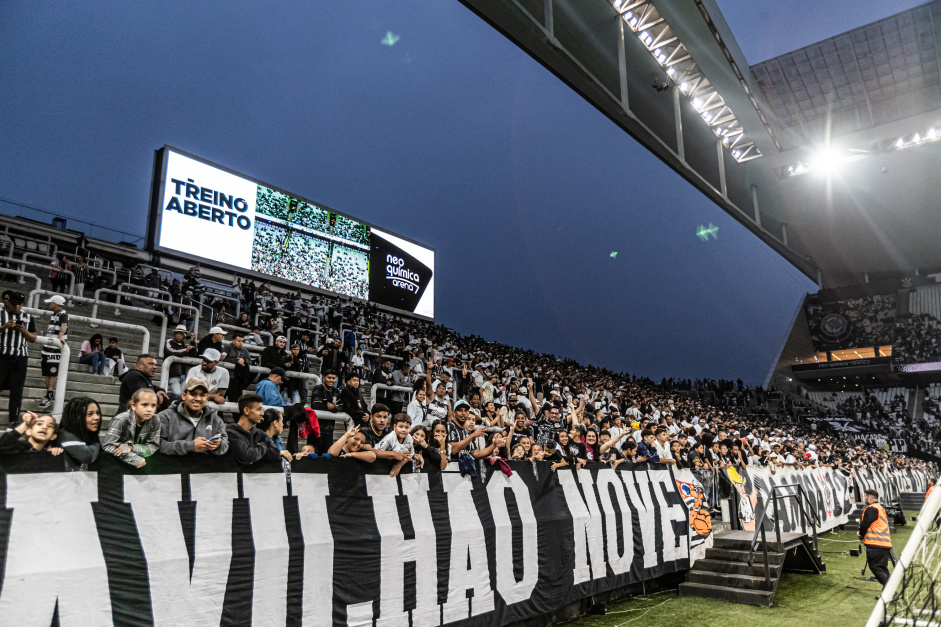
{"left": 365, "top": 474, "right": 438, "bottom": 627}
{"left": 441, "top": 474, "right": 495, "bottom": 623}
{"left": 124, "top": 474, "right": 235, "bottom": 625}
{"left": 0, "top": 473, "right": 113, "bottom": 624}
{"left": 594, "top": 468, "right": 634, "bottom": 576}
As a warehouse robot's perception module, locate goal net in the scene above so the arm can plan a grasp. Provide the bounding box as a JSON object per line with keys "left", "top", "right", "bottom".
{"left": 867, "top": 483, "right": 941, "bottom": 627}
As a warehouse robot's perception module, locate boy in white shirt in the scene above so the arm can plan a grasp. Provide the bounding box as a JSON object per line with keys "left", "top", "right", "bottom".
{"left": 377, "top": 414, "right": 423, "bottom": 476}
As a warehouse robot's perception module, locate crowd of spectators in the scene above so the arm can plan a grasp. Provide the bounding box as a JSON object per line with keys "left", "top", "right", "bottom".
{"left": 2, "top": 259, "right": 936, "bottom": 508}
{"left": 805, "top": 294, "right": 895, "bottom": 351}
{"left": 893, "top": 313, "right": 941, "bottom": 364}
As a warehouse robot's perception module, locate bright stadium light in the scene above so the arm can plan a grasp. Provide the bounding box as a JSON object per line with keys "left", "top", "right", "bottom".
{"left": 896, "top": 137, "right": 905, "bottom": 148}
{"left": 813, "top": 146, "right": 845, "bottom": 175}
{"left": 929, "top": 128, "right": 937, "bottom": 140}
{"left": 608, "top": 0, "right": 765, "bottom": 162}
{"left": 913, "top": 132, "right": 921, "bottom": 143}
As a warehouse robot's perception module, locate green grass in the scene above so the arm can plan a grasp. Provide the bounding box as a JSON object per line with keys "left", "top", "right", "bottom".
{"left": 564, "top": 512, "right": 918, "bottom": 627}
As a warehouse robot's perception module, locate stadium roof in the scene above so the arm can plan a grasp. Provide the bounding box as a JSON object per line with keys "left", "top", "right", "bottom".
{"left": 458, "top": 0, "right": 941, "bottom": 289}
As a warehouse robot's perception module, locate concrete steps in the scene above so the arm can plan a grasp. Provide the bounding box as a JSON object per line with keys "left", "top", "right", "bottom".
{"left": 678, "top": 582, "right": 775, "bottom": 607}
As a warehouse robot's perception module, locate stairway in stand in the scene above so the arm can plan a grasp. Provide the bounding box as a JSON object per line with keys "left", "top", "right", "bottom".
{"left": 679, "top": 531, "right": 825, "bottom": 607}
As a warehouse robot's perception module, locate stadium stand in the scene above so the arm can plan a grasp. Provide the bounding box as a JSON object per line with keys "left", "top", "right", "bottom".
{"left": 0, "top": 216, "right": 935, "bottom": 478}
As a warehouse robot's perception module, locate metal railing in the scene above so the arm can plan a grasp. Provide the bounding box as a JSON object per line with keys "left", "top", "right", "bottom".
{"left": 118, "top": 282, "right": 171, "bottom": 301}
{"left": 13, "top": 259, "right": 74, "bottom": 296}
{"left": 199, "top": 289, "right": 240, "bottom": 320}
{"left": 287, "top": 325, "right": 321, "bottom": 347}
{"left": 32, "top": 336, "right": 70, "bottom": 419}
{"left": 368, "top": 383, "right": 415, "bottom": 411}
{"left": 215, "top": 323, "right": 272, "bottom": 345}
{"left": 0, "top": 268, "right": 42, "bottom": 295}
{"left": 92, "top": 288, "right": 200, "bottom": 340}
{"left": 27, "top": 289, "right": 170, "bottom": 358}
{"left": 23, "top": 307, "right": 150, "bottom": 356}
{"left": 159, "top": 356, "right": 321, "bottom": 392}
{"left": 747, "top": 484, "right": 821, "bottom": 586}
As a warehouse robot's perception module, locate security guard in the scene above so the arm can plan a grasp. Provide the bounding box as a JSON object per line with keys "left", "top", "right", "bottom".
{"left": 858, "top": 488, "right": 892, "bottom": 587}
{"left": 928, "top": 478, "right": 935, "bottom": 502}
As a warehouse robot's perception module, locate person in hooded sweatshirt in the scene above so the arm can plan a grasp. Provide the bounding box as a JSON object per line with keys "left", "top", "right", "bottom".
{"left": 226, "top": 393, "right": 281, "bottom": 465}
{"left": 157, "top": 377, "right": 229, "bottom": 456}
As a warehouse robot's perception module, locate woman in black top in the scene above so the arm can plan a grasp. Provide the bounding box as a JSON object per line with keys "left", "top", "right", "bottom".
{"left": 57, "top": 396, "right": 102, "bottom": 470}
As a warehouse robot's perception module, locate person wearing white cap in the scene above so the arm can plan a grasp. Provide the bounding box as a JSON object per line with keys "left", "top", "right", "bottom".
{"left": 38, "top": 295, "right": 68, "bottom": 409}
{"left": 185, "top": 348, "right": 229, "bottom": 406}
{"left": 196, "top": 326, "right": 227, "bottom": 362}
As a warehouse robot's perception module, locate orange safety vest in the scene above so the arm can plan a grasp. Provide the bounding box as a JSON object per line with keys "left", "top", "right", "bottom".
{"left": 928, "top": 486, "right": 934, "bottom": 501}
{"left": 862, "top": 503, "right": 892, "bottom": 548}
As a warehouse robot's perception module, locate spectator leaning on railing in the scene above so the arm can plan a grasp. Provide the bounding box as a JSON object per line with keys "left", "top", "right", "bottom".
{"left": 157, "top": 377, "right": 229, "bottom": 456}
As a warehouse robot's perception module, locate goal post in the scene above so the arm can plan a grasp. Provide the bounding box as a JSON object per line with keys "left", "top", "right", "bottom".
{"left": 866, "top": 482, "right": 941, "bottom": 627}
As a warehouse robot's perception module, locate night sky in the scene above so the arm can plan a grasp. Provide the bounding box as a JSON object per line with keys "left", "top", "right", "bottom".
{"left": 0, "top": 1, "right": 915, "bottom": 384}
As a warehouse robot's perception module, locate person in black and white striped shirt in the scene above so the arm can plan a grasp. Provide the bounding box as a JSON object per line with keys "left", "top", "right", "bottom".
{"left": 0, "top": 290, "right": 37, "bottom": 423}
{"left": 38, "top": 295, "right": 68, "bottom": 409}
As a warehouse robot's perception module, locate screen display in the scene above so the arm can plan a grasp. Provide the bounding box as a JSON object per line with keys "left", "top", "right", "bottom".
{"left": 151, "top": 147, "right": 434, "bottom": 318}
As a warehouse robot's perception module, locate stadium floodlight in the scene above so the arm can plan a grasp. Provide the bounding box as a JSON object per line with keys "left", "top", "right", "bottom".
{"left": 812, "top": 146, "right": 845, "bottom": 175}
{"left": 929, "top": 128, "right": 937, "bottom": 140}
{"left": 896, "top": 137, "right": 905, "bottom": 148}
{"left": 913, "top": 132, "right": 921, "bottom": 143}
{"left": 608, "top": 0, "right": 764, "bottom": 163}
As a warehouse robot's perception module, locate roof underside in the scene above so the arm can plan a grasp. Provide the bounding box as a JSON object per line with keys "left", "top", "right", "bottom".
{"left": 752, "top": 1, "right": 941, "bottom": 152}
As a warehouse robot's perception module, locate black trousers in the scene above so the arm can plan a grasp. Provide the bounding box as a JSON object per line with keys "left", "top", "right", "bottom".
{"left": 866, "top": 544, "right": 891, "bottom": 587}
{"left": 0, "top": 355, "right": 28, "bottom": 425}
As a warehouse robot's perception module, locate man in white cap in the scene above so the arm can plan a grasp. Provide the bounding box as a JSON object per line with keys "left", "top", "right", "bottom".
{"left": 196, "top": 326, "right": 227, "bottom": 362}
{"left": 186, "top": 348, "right": 229, "bottom": 406}
{"left": 38, "top": 295, "right": 68, "bottom": 409}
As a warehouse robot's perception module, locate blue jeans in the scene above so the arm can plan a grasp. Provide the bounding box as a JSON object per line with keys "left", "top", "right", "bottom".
{"left": 168, "top": 374, "right": 186, "bottom": 396}
{"left": 79, "top": 353, "right": 105, "bottom": 375}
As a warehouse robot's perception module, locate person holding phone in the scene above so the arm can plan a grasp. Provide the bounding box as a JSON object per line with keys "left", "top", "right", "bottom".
{"left": 156, "top": 377, "right": 229, "bottom": 455}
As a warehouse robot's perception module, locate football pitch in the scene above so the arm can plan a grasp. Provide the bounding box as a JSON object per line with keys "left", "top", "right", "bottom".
{"left": 563, "top": 512, "right": 918, "bottom": 627}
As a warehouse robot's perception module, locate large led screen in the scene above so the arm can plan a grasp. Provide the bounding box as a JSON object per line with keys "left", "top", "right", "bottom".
{"left": 149, "top": 147, "right": 434, "bottom": 318}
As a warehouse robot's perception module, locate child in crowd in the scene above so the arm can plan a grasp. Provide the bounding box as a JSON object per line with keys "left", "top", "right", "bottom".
{"left": 0, "top": 411, "right": 62, "bottom": 455}
{"left": 328, "top": 427, "right": 378, "bottom": 462}
{"left": 103, "top": 388, "right": 160, "bottom": 468}
{"left": 377, "top": 414, "right": 423, "bottom": 476}
{"left": 57, "top": 396, "right": 102, "bottom": 470}
{"left": 104, "top": 337, "right": 129, "bottom": 377}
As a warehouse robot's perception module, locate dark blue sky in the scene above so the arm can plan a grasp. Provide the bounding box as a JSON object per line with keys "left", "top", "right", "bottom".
{"left": 2, "top": 1, "right": 908, "bottom": 384}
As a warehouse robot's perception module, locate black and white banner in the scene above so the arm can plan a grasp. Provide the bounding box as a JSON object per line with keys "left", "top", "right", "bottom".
{"left": 0, "top": 456, "right": 692, "bottom": 626}
{"left": 853, "top": 467, "right": 928, "bottom": 503}
{"left": 747, "top": 466, "right": 854, "bottom": 533}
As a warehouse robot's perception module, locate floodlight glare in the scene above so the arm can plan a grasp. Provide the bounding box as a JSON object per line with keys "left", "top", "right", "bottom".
{"left": 813, "top": 147, "right": 846, "bottom": 175}
{"left": 896, "top": 137, "right": 905, "bottom": 148}
{"left": 929, "top": 128, "right": 937, "bottom": 140}
{"left": 692, "top": 97, "right": 702, "bottom": 109}
{"left": 680, "top": 82, "right": 689, "bottom": 92}
{"left": 667, "top": 67, "right": 675, "bottom": 76}
{"left": 914, "top": 133, "right": 921, "bottom": 143}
